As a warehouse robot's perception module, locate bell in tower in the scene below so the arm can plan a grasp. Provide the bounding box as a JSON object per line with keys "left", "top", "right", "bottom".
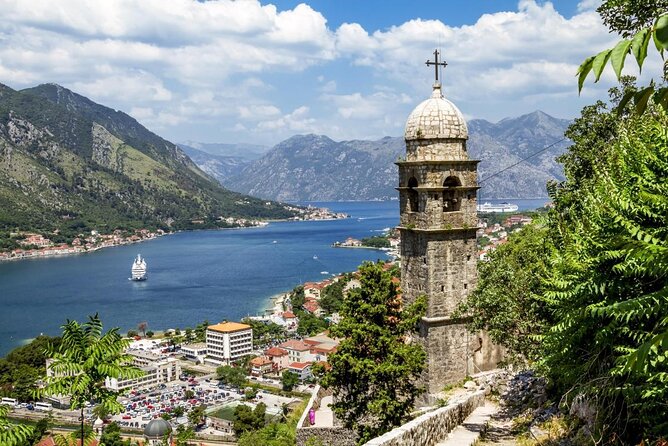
{"left": 397, "top": 50, "right": 482, "bottom": 396}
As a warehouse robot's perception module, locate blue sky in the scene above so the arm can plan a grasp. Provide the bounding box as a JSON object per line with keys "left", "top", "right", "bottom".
{"left": 0, "top": 0, "right": 650, "bottom": 147}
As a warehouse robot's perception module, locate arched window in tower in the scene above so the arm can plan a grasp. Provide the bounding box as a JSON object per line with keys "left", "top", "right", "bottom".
{"left": 443, "top": 176, "right": 461, "bottom": 212}
{"left": 407, "top": 177, "right": 419, "bottom": 212}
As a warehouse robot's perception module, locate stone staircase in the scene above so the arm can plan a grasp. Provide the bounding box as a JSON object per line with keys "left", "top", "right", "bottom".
{"left": 435, "top": 402, "right": 498, "bottom": 446}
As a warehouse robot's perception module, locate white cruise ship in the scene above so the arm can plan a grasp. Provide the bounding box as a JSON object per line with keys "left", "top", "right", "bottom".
{"left": 477, "top": 202, "right": 519, "bottom": 213}
{"left": 130, "top": 254, "right": 147, "bottom": 281}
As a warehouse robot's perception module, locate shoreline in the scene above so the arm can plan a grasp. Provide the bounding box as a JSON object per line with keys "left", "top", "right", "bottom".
{"left": 0, "top": 214, "right": 350, "bottom": 264}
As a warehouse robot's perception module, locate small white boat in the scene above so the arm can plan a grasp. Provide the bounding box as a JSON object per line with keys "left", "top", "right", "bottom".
{"left": 130, "top": 254, "right": 147, "bottom": 281}
{"left": 313, "top": 255, "right": 318, "bottom": 260}
{"left": 320, "top": 271, "right": 329, "bottom": 275}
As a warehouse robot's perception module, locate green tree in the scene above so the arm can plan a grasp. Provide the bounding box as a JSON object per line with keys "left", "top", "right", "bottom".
{"left": 319, "top": 280, "right": 346, "bottom": 314}
{"left": 289, "top": 285, "right": 305, "bottom": 310}
{"left": 577, "top": 2, "right": 668, "bottom": 113}
{"left": 541, "top": 110, "right": 668, "bottom": 441}
{"left": 296, "top": 312, "right": 327, "bottom": 337}
{"left": 40, "top": 314, "right": 143, "bottom": 446}
{"left": 98, "top": 421, "right": 129, "bottom": 446}
{"left": 233, "top": 402, "right": 266, "bottom": 436}
{"left": 216, "top": 365, "right": 247, "bottom": 389}
{"left": 188, "top": 404, "right": 206, "bottom": 427}
{"left": 145, "top": 330, "right": 154, "bottom": 338}
{"left": 26, "top": 415, "right": 52, "bottom": 445}
{"left": 281, "top": 370, "right": 299, "bottom": 392}
{"left": 321, "top": 261, "right": 426, "bottom": 444}
{"left": 0, "top": 404, "right": 33, "bottom": 446}
{"left": 244, "top": 387, "right": 258, "bottom": 400}
{"left": 175, "top": 425, "right": 195, "bottom": 446}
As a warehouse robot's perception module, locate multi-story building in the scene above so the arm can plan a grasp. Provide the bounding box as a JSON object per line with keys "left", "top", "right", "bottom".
{"left": 105, "top": 350, "right": 180, "bottom": 391}
{"left": 206, "top": 322, "right": 253, "bottom": 365}
{"left": 278, "top": 339, "right": 311, "bottom": 364}
{"left": 180, "top": 343, "right": 207, "bottom": 363}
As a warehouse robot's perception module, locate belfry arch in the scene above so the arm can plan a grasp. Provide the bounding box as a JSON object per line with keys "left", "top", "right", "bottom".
{"left": 442, "top": 176, "right": 461, "bottom": 212}
{"left": 407, "top": 177, "right": 419, "bottom": 213}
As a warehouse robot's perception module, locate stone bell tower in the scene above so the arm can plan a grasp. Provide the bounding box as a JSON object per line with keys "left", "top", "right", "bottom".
{"left": 397, "top": 51, "right": 480, "bottom": 395}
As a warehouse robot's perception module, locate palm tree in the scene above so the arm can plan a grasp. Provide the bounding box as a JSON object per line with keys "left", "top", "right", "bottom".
{"left": 40, "top": 314, "right": 143, "bottom": 445}
{"left": 0, "top": 405, "right": 33, "bottom": 446}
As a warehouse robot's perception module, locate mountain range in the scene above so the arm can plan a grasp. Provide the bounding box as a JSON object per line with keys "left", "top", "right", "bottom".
{"left": 185, "top": 111, "right": 571, "bottom": 201}
{"left": 0, "top": 83, "right": 298, "bottom": 247}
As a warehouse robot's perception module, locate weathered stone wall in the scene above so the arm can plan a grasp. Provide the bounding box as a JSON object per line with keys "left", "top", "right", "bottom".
{"left": 297, "top": 426, "right": 359, "bottom": 446}
{"left": 362, "top": 390, "right": 486, "bottom": 446}
{"left": 405, "top": 139, "right": 468, "bottom": 161}
{"left": 422, "top": 323, "right": 473, "bottom": 393}
{"left": 296, "top": 385, "right": 358, "bottom": 446}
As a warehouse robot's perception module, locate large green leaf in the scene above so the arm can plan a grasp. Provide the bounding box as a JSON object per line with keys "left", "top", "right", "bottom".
{"left": 592, "top": 48, "right": 613, "bottom": 82}
{"left": 611, "top": 39, "right": 632, "bottom": 80}
{"left": 655, "top": 14, "right": 668, "bottom": 50}
{"left": 634, "top": 86, "right": 655, "bottom": 114}
{"left": 632, "top": 29, "right": 651, "bottom": 72}
{"left": 654, "top": 87, "right": 668, "bottom": 111}
{"left": 617, "top": 90, "right": 636, "bottom": 115}
{"left": 577, "top": 55, "right": 595, "bottom": 94}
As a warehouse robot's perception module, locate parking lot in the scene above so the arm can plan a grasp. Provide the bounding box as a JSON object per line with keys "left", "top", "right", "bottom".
{"left": 111, "top": 375, "right": 300, "bottom": 435}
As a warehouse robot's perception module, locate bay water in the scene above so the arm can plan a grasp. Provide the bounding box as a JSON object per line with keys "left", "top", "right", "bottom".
{"left": 0, "top": 199, "right": 545, "bottom": 356}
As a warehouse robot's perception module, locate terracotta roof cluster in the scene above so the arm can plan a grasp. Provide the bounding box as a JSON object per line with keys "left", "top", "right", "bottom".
{"left": 250, "top": 356, "right": 273, "bottom": 366}
{"left": 279, "top": 340, "right": 311, "bottom": 351}
{"left": 302, "top": 298, "right": 320, "bottom": 314}
{"left": 265, "top": 347, "right": 288, "bottom": 357}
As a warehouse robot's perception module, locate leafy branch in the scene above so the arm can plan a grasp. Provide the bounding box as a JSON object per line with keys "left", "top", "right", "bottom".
{"left": 577, "top": 13, "right": 668, "bottom": 114}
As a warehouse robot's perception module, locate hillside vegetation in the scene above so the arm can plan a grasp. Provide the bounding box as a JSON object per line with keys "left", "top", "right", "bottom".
{"left": 0, "top": 83, "right": 297, "bottom": 249}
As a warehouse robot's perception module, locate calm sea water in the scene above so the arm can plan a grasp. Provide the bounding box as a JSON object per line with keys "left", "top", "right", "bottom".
{"left": 0, "top": 199, "right": 544, "bottom": 356}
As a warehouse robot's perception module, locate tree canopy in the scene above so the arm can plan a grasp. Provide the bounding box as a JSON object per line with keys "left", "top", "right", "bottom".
{"left": 321, "top": 261, "right": 426, "bottom": 444}
{"left": 40, "top": 314, "right": 143, "bottom": 445}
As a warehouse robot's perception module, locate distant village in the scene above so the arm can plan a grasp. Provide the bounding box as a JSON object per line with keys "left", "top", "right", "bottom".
{"left": 0, "top": 205, "right": 347, "bottom": 262}
{"left": 332, "top": 213, "right": 535, "bottom": 262}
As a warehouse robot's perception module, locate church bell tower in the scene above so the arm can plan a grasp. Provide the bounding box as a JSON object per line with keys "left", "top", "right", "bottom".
{"left": 398, "top": 50, "right": 480, "bottom": 395}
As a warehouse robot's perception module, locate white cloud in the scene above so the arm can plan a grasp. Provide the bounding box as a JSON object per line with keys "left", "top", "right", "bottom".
{"left": 0, "top": 0, "right": 622, "bottom": 144}
{"left": 577, "top": 0, "right": 602, "bottom": 13}
{"left": 72, "top": 71, "right": 172, "bottom": 102}
{"left": 257, "top": 106, "right": 316, "bottom": 132}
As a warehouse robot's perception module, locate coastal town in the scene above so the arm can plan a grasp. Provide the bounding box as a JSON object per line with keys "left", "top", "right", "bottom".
{"left": 0, "top": 206, "right": 347, "bottom": 262}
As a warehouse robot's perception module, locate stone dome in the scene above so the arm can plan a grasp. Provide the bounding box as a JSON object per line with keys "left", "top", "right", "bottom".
{"left": 404, "top": 83, "right": 468, "bottom": 141}
{"left": 144, "top": 418, "right": 172, "bottom": 439}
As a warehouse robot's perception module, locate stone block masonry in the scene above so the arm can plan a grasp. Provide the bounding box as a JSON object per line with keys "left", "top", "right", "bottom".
{"left": 362, "top": 390, "right": 486, "bottom": 446}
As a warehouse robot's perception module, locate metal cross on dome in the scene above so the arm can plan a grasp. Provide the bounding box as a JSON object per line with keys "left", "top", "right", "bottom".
{"left": 425, "top": 49, "right": 447, "bottom": 83}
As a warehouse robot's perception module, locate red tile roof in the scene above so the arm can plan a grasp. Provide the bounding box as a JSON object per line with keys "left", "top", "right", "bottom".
{"left": 288, "top": 361, "right": 312, "bottom": 370}
{"left": 265, "top": 347, "right": 288, "bottom": 357}
{"left": 279, "top": 340, "right": 311, "bottom": 351}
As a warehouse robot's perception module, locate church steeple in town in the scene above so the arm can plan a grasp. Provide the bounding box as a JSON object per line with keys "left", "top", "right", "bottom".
{"left": 397, "top": 50, "right": 481, "bottom": 395}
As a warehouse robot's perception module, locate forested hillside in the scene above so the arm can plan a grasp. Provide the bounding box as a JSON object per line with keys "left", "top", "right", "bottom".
{"left": 0, "top": 83, "right": 297, "bottom": 250}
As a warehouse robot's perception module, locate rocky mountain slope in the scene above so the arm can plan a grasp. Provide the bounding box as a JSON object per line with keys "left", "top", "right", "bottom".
{"left": 0, "top": 83, "right": 297, "bottom": 245}
{"left": 216, "top": 111, "right": 571, "bottom": 201}
{"left": 178, "top": 144, "right": 250, "bottom": 184}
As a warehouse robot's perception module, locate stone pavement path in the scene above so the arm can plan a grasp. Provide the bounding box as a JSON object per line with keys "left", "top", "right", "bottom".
{"left": 312, "top": 394, "right": 334, "bottom": 427}
{"left": 435, "top": 402, "right": 498, "bottom": 446}
{"left": 476, "top": 413, "right": 517, "bottom": 446}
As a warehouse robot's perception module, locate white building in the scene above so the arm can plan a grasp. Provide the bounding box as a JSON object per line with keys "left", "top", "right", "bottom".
{"left": 180, "top": 343, "right": 207, "bottom": 363}
{"left": 206, "top": 322, "right": 253, "bottom": 365}
{"left": 105, "top": 351, "right": 180, "bottom": 392}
